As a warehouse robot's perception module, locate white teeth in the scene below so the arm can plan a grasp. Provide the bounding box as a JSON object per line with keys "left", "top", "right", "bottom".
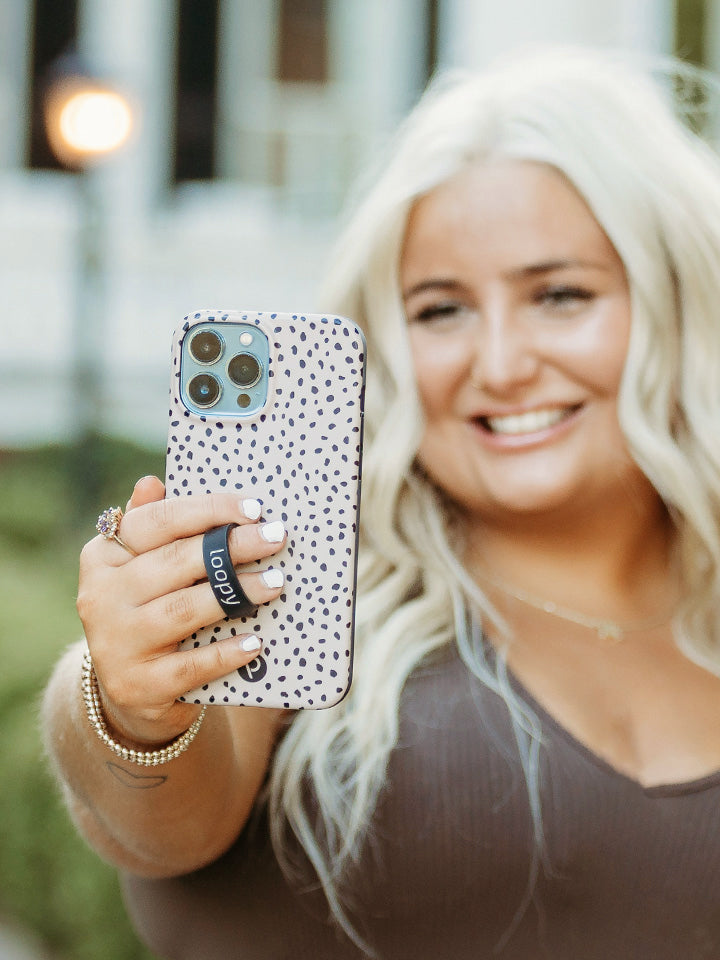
{"left": 485, "top": 408, "right": 570, "bottom": 435}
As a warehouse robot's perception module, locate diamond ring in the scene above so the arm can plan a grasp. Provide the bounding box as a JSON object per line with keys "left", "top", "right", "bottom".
{"left": 96, "top": 507, "right": 137, "bottom": 556}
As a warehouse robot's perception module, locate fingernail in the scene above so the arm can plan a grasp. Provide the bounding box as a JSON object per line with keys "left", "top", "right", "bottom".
{"left": 241, "top": 636, "right": 262, "bottom": 653}
{"left": 262, "top": 568, "right": 284, "bottom": 589}
{"left": 241, "top": 498, "right": 262, "bottom": 521}
{"left": 260, "top": 520, "right": 285, "bottom": 543}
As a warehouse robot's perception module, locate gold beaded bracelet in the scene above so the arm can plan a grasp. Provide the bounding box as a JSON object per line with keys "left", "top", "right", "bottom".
{"left": 81, "top": 649, "right": 207, "bottom": 767}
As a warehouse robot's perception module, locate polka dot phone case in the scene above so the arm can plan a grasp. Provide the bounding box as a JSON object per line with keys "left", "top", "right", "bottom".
{"left": 166, "top": 309, "right": 365, "bottom": 709}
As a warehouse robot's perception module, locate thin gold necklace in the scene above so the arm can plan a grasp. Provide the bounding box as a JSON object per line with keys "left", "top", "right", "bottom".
{"left": 476, "top": 570, "right": 676, "bottom": 642}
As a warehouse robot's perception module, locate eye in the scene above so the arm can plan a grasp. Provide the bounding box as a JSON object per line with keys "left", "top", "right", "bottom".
{"left": 407, "top": 300, "right": 468, "bottom": 324}
{"left": 535, "top": 285, "right": 594, "bottom": 311}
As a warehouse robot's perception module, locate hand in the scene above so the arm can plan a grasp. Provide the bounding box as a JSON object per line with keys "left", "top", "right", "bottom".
{"left": 77, "top": 476, "right": 287, "bottom": 748}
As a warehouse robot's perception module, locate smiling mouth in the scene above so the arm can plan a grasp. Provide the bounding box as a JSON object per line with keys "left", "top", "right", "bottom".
{"left": 478, "top": 405, "right": 581, "bottom": 435}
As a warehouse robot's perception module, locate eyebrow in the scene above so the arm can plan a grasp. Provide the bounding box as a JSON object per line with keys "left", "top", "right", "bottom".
{"left": 402, "top": 258, "right": 609, "bottom": 301}
{"left": 506, "top": 258, "right": 609, "bottom": 279}
{"left": 402, "top": 278, "right": 463, "bottom": 300}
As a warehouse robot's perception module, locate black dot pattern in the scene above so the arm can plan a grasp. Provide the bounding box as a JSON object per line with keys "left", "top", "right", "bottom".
{"left": 166, "top": 310, "right": 365, "bottom": 710}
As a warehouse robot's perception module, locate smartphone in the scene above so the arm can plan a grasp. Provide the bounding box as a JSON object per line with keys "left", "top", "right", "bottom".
{"left": 165, "top": 309, "right": 365, "bottom": 710}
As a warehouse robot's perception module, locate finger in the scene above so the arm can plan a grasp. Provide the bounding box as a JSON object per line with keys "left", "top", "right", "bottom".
{"left": 118, "top": 493, "right": 266, "bottom": 555}
{"left": 144, "top": 632, "right": 268, "bottom": 706}
{"left": 126, "top": 476, "right": 165, "bottom": 511}
{"left": 125, "top": 518, "right": 286, "bottom": 601}
{"left": 89, "top": 478, "right": 165, "bottom": 567}
{"left": 130, "top": 567, "right": 285, "bottom": 654}
{"left": 90, "top": 493, "right": 266, "bottom": 566}
{"left": 94, "top": 634, "right": 267, "bottom": 742}
{"left": 92, "top": 504, "right": 142, "bottom": 565}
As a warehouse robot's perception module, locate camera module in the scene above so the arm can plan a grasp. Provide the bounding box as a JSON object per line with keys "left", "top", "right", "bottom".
{"left": 227, "top": 352, "right": 262, "bottom": 389}
{"left": 188, "top": 373, "right": 222, "bottom": 408}
{"left": 189, "top": 329, "right": 224, "bottom": 365}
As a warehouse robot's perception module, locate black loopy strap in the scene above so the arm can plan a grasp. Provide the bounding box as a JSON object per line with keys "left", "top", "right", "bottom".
{"left": 202, "top": 524, "right": 258, "bottom": 619}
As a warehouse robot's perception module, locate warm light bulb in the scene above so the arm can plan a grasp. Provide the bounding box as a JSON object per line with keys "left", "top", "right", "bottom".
{"left": 57, "top": 89, "right": 133, "bottom": 156}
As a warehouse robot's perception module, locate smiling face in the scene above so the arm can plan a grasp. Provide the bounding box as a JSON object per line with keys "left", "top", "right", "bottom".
{"left": 401, "top": 160, "right": 658, "bottom": 528}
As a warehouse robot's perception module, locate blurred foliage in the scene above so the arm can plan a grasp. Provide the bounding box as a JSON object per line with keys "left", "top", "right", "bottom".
{"left": 0, "top": 437, "right": 164, "bottom": 960}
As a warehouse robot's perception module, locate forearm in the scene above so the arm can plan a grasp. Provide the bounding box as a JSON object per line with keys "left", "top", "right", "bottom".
{"left": 42, "top": 641, "right": 279, "bottom": 877}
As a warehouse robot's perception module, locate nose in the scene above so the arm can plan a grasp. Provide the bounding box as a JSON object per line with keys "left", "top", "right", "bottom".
{"left": 469, "top": 307, "right": 540, "bottom": 396}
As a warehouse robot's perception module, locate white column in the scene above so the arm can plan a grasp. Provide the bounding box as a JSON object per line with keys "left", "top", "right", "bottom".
{"left": 216, "top": 0, "right": 279, "bottom": 183}
{"left": 705, "top": 0, "right": 720, "bottom": 72}
{"left": 217, "top": 0, "right": 431, "bottom": 209}
{"left": 72, "top": 0, "right": 177, "bottom": 436}
{"left": 78, "top": 0, "right": 176, "bottom": 218}
{"left": 334, "top": 0, "right": 431, "bottom": 129}
{"left": 438, "top": 0, "right": 674, "bottom": 70}
{"left": 616, "top": 0, "right": 674, "bottom": 53}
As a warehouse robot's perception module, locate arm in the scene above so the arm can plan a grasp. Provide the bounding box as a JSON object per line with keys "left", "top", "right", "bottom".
{"left": 42, "top": 477, "right": 286, "bottom": 877}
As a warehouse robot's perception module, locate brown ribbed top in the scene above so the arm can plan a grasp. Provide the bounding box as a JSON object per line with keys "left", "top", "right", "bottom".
{"left": 122, "top": 645, "right": 720, "bottom": 959}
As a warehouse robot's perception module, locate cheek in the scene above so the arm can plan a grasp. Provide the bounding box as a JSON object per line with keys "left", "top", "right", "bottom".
{"left": 410, "top": 332, "right": 470, "bottom": 417}
{"left": 552, "top": 301, "right": 631, "bottom": 396}
{"left": 590, "top": 330, "right": 630, "bottom": 398}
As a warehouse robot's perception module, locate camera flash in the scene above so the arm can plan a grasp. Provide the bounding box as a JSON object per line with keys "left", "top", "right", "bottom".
{"left": 240, "top": 333, "right": 253, "bottom": 346}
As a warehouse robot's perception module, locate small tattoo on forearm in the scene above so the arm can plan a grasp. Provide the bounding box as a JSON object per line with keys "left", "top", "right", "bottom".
{"left": 107, "top": 763, "right": 168, "bottom": 789}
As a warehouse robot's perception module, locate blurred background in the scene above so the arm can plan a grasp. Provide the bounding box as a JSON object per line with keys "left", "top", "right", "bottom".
{"left": 0, "top": 0, "right": 713, "bottom": 957}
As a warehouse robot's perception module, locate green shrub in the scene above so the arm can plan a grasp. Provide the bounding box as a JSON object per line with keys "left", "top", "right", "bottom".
{"left": 0, "top": 438, "right": 164, "bottom": 960}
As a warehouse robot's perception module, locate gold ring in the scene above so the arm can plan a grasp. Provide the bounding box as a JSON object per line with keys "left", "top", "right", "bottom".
{"left": 96, "top": 507, "right": 137, "bottom": 556}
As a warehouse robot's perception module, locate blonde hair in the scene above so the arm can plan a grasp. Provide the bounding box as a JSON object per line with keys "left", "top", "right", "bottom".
{"left": 267, "top": 46, "right": 720, "bottom": 945}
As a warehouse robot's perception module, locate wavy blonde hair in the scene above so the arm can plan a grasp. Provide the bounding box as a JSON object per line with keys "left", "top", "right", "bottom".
{"left": 267, "top": 46, "right": 720, "bottom": 945}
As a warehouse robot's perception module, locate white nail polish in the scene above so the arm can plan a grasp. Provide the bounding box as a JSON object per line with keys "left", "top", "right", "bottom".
{"left": 262, "top": 568, "right": 284, "bottom": 589}
{"left": 241, "top": 636, "right": 262, "bottom": 653}
{"left": 260, "top": 520, "right": 285, "bottom": 543}
{"left": 242, "top": 498, "right": 262, "bottom": 520}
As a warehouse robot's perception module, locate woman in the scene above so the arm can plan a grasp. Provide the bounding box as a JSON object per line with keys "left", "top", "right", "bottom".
{"left": 43, "top": 47, "right": 720, "bottom": 958}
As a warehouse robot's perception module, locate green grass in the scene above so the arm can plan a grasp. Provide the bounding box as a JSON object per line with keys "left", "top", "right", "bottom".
{"left": 0, "top": 439, "right": 164, "bottom": 960}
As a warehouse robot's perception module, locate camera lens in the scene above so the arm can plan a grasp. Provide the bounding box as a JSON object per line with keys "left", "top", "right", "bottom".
{"left": 227, "top": 353, "right": 261, "bottom": 388}
{"left": 188, "top": 373, "right": 222, "bottom": 408}
{"left": 189, "top": 330, "right": 224, "bottom": 364}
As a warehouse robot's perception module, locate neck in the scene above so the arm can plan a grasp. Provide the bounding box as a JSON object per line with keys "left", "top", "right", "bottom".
{"left": 464, "top": 493, "right": 676, "bottom": 622}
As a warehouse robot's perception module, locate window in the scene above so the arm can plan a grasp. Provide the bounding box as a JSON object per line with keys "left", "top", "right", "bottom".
{"left": 423, "top": 0, "right": 440, "bottom": 84}
{"left": 277, "top": 0, "right": 328, "bottom": 84}
{"left": 674, "top": 0, "right": 710, "bottom": 133}
{"left": 173, "top": 0, "right": 219, "bottom": 182}
{"left": 26, "top": 0, "right": 79, "bottom": 170}
{"left": 674, "top": 0, "right": 706, "bottom": 65}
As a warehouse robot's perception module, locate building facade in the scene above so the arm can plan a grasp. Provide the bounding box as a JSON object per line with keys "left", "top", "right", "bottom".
{"left": 0, "top": 0, "right": 694, "bottom": 445}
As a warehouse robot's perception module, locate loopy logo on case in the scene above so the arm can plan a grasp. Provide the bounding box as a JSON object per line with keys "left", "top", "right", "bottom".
{"left": 238, "top": 656, "right": 267, "bottom": 683}
{"left": 208, "top": 550, "right": 243, "bottom": 604}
